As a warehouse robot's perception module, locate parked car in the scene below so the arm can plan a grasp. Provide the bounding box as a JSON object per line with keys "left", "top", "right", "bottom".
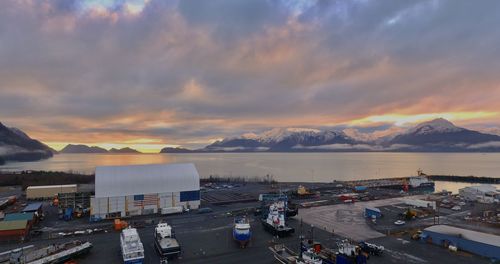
{"left": 394, "top": 220, "right": 406, "bottom": 226}
{"left": 197, "top": 207, "right": 213, "bottom": 214}
{"left": 359, "top": 242, "right": 384, "bottom": 255}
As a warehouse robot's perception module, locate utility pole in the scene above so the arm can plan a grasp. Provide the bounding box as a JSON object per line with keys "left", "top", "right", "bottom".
{"left": 311, "top": 224, "right": 314, "bottom": 243}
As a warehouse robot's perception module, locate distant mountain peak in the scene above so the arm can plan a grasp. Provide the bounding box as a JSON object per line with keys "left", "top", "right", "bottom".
{"left": 109, "top": 147, "right": 141, "bottom": 153}
{"left": 406, "top": 118, "right": 463, "bottom": 135}
{"left": 0, "top": 122, "right": 53, "bottom": 162}
{"left": 255, "top": 127, "right": 322, "bottom": 142}
{"left": 60, "top": 144, "right": 108, "bottom": 153}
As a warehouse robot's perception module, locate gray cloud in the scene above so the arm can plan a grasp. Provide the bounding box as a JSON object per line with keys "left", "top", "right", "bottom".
{"left": 0, "top": 0, "right": 499, "bottom": 148}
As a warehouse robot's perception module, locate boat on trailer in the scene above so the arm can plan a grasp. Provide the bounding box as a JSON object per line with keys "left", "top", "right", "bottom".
{"left": 154, "top": 222, "right": 181, "bottom": 259}
{"left": 262, "top": 200, "right": 294, "bottom": 237}
{"left": 233, "top": 216, "right": 251, "bottom": 248}
{"left": 120, "top": 227, "right": 144, "bottom": 264}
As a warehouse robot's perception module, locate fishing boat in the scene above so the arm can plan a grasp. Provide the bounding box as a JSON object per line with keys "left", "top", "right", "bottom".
{"left": 262, "top": 200, "right": 294, "bottom": 237}
{"left": 336, "top": 239, "right": 368, "bottom": 264}
{"left": 154, "top": 222, "right": 181, "bottom": 258}
{"left": 120, "top": 227, "right": 144, "bottom": 264}
{"left": 269, "top": 244, "right": 322, "bottom": 264}
{"left": 233, "top": 216, "right": 251, "bottom": 248}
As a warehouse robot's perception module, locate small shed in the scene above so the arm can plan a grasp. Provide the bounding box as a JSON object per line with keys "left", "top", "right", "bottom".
{"left": 4, "top": 212, "right": 36, "bottom": 228}
{"left": 0, "top": 220, "right": 29, "bottom": 241}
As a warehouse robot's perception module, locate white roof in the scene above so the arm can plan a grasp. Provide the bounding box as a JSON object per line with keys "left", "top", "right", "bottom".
{"left": 95, "top": 163, "right": 199, "bottom": 198}
{"left": 461, "top": 185, "right": 497, "bottom": 193}
{"left": 27, "top": 184, "right": 77, "bottom": 190}
{"left": 424, "top": 225, "right": 500, "bottom": 247}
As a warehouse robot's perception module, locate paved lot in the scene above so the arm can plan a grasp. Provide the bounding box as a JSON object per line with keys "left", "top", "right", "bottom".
{"left": 299, "top": 195, "right": 427, "bottom": 241}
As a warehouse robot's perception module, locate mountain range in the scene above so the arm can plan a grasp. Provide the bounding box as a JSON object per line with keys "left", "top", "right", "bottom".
{"left": 60, "top": 144, "right": 141, "bottom": 154}
{"left": 163, "top": 118, "right": 500, "bottom": 153}
{"left": 2, "top": 118, "right": 500, "bottom": 165}
{"left": 0, "top": 122, "right": 54, "bottom": 164}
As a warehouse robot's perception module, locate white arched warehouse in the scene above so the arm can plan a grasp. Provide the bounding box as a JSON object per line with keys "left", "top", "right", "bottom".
{"left": 91, "top": 163, "right": 200, "bottom": 219}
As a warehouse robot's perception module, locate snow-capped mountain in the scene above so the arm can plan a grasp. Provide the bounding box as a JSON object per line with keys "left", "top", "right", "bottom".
{"left": 163, "top": 118, "right": 500, "bottom": 153}
{"left": 386, "top": 118, "right": 500, "bottom": 151}
{"left": 245, "top": 128, "right": 321, "bottom": 143}
{"left": 204, "top": 127, "right": 359, "bottom": 151}
{"left": 405, "top": 118, "right": 464, "bottom": 135}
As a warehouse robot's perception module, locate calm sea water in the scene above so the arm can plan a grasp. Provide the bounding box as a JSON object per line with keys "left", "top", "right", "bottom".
{"left": 1, "top": 153, "right": 499, "bottom": 193}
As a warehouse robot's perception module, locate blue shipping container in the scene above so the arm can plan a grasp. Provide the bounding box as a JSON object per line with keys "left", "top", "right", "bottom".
{"left": 354, "top": 186, "right": 367, "bottom": 192}
{"left": 180, "top": 190, "right": 200, "bottom": 202}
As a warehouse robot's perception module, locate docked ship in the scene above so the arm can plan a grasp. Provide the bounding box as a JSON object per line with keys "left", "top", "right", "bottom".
{"left": 120, "top": 227, "right": 144, "bottom": 264}
{"left": 233, "top": 216, "right": 251, "bottom": 248}
{"left": 154, "top": 222, "right": 181, "bottom": 258}
{"left": 406, "top": 176, "right": 435, "bottom": 190}
{"left": 262, "top": 200, "right": 294, "bottom": 237}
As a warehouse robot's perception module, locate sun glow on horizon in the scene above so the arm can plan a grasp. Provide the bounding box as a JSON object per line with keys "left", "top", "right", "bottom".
{"left": 47, "top": 142, "right": 179, "bottom": 154}
{"left": 44, "top": 112, "right": 500, "bottom": 153}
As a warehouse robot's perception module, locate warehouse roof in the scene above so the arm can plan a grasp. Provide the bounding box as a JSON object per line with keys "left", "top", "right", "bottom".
{"left": 26, "top": 184, "right": 77, "bottom": 190}
{"left": 4, "top": 213, "right": 34, "bottom": 222}
{"left": 23, "top": 202, "right": 43, "bottom": 212}
{"left": 95, "top": 163, "right": 200, "bottom": 198}
{"left": 424, "top": 225, "right": 500, "bottom": 247}
{"left": 0, "top": 220, "right": 27, "bottom": 231}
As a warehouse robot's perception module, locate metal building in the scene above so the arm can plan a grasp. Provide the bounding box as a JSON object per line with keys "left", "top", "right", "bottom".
{"left": 26, "top": 184, "right": 77, "bottom": 200}
{"left": 458, "top": 185, "right": 499, "bottom": 203}
{"left": 422, "top": 225, "right": 500, "bottom": 260}
{"left": 90, "top": 163, "right": 200, "bottom": 219}
{"left": 0, "top": 220, "right": 29, "bottom": 241}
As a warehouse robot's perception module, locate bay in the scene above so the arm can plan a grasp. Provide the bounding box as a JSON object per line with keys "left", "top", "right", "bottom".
{"left": 1, "top": 152, "right": 499, "bottom": 193}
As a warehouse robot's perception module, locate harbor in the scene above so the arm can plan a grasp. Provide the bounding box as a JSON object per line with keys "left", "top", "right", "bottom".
{"left": 0, "top": 164, "right": 498, "bottom": 263}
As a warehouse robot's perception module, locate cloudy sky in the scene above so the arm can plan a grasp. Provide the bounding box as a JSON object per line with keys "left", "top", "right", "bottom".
{"left": 1, "top": 0, "right": 499, "bottom": 152}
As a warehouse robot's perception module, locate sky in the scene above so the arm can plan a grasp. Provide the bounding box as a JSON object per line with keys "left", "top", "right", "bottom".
{"left": 1, "top": 0, "right": 500, "bottom": 153}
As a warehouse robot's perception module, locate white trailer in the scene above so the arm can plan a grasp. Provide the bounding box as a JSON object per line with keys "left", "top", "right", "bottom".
{"left": 403, "top": 199, "right": 436, "bottom": 210}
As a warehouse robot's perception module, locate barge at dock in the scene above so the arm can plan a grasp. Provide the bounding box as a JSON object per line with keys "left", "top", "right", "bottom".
{"left": 0, "top": 240, "right": 92, "bottom": 264}
{"left": 346, "top": 174, "right": 435, "bottom": 192}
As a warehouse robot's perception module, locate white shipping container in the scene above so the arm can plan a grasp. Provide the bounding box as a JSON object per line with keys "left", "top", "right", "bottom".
{"left": 404, "top": 199, "right": 436, "bottom": 210}
{"left": 161, "top": 206, "right": 184, "bottom": 215}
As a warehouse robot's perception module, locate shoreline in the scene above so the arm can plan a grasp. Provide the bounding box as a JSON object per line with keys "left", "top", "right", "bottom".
{"left": 0, "top": 170, "right": 498, "bottom": 189}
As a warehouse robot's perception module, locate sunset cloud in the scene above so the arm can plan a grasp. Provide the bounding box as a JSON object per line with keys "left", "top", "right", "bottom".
{"left": 0, "top": 0, "right": 499, "bottom": 152}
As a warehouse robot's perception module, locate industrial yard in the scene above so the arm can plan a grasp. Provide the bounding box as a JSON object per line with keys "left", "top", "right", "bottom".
{"left": 0, "top": 164, "right": 499, "bottom": 263}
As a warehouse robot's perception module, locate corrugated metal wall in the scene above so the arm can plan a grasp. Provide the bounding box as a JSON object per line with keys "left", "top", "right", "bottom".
{"left": 27, "top": 185, "right": 77, "bottom": 199}
{"left": 423, "top": 230, "right": 500, "bottom": 259}
{"left": 91, "top": 190, "right": 200, "bottom": 219}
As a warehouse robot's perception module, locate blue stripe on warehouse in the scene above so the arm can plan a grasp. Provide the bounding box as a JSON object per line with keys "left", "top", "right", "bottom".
{"left": 180, "top": 190, "right": 200, "bottom": 202}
